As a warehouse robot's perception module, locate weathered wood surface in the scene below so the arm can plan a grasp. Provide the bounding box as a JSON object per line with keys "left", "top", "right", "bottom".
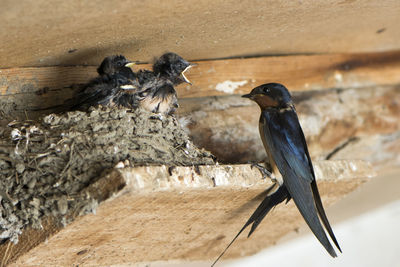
{"left": 0, "top": 1, "right": 399, "bottom": 67}
{"left": 2, "top": 160, "right": 373, "bottom": 266}
{"left": 1, "top": 51, "right": 400, "bottom": 124}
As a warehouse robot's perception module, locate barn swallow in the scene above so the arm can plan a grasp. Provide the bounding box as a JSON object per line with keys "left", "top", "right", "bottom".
{"left": 129, "top": 52, "right": 194, "bottom": 114}
{"left": 40, "top": 54, "right": 189, "bottom": 114}
{"left": 68, "top": 55, "right": 139, "bottom": 110}
{"left": 212, "top": 83, "right": 341, "bottom": 266}
{"left": 96, "top": 55, "right": 136, "bottom": 79}
{"left": 135, "top": 79, "right": 179, "bottom": 115}
{"left": 110, "top": 52, "right": 193, "bottom": 114}
{"left": 152, "top": 52, "right": 195, "bottom": 85}
{"left": 32, "top": 55, "right": 138, "bottom": 112}
{"left": 72, "top": 53, "right": 186, "bottom": 114}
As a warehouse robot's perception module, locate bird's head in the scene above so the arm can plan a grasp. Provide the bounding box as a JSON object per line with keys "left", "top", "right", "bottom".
{"left": 153, "top": 52, "right": 195, "bottom": 85}
{"left": 97, "top": 55, "right": 136, "bottom": 76}
{"left": 242, "top": 83, "right": 293, "bottom": 109}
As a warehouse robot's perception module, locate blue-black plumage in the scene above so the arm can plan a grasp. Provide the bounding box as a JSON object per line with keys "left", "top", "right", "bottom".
{"left": 212, "top": 83, "right": 341, "bottom": 266}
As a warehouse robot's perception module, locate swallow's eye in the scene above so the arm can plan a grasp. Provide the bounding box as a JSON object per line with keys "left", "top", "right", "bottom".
{"left": 117, "top": 62, "right": 123, "bottom": 67}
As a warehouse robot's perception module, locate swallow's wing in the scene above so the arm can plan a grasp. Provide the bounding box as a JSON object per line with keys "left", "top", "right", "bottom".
{"left": 267, "top": 108, "right": 341, "bottom": 252}
{"left": 261, "top": 108, "right": 338, "bottom": 257}
{"left": 311, "top": 179, "right": 342, "bottom": 252}
{"left": 71, "top": 71, "right": 140, "bottom": 110}
{"left": 68, "top": 81, "right": 117, "bottom": 110}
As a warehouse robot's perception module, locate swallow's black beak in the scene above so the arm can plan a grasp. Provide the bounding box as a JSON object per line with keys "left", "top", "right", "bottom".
{"left": 189, "top": 62, "right": 198, "bottom": 67}
{"left": 242, "top": 93, "right": 252, "bottom": 98}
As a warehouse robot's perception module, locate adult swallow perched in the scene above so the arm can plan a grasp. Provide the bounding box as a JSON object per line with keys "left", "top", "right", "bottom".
{"left": 212, "top": 83, "right": 341, "bottom": 266}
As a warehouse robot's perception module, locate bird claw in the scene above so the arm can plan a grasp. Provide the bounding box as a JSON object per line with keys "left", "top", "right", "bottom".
{"left": 250, "top": 163, "right": 275, "bottom": 181}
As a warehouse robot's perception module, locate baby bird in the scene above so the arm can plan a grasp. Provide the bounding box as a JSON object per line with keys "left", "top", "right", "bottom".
{"left": 136, "top": 79, "right": 179, "bottom": 115}
{"left": 133, "top": 52, "right": 195, "bottom": 114}
{"left": 68, "top": 55, "right": 138, "bottom": 110}
{"left": 152, "top": 52, "right": 195, "bottom": 85}
{"left": 50, "top": 53, "right": 194, "bottom": 115}
{"left": 96, "top": 55, "right": 136, "bottom": 79}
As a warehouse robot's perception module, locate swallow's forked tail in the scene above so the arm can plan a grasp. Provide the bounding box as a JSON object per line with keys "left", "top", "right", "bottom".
{"left": 286, "top": 175, "right": 338, "bottom": 257}
{"left": 211, "top": 184, "right": 289, "bottom": 267}
{"left": 311, "top": 180, "right": 342, "bottom": 252}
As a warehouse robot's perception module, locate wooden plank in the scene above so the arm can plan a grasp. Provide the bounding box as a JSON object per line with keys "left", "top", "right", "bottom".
{"left": 1, "top": 161, "right": 373, "bottom": 266}
{"left": 0, "top": 51, "right": 400, "bottom": 122}
{"left": 0, "top": 1, "right": 399, "bottom": 68}
{"left": 183, "top": 51, "right": 400, "bottom": 97}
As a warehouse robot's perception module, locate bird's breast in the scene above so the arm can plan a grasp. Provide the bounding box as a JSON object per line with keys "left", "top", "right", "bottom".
{"left": 259, "top": 117, "right": 283, "bottom": 184}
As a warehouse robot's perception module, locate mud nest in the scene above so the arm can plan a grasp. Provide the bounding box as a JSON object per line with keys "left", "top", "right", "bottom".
{"left": 0, "top": 107, "right": 215, "bottom": 243}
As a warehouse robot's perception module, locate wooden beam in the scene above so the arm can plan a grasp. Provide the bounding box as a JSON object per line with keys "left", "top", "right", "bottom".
{"left": 3, "top": 161, "right": 373, "bottom": 266}
{"left": 1, "top": 51, "right": 400, "bottom": 122}
{"left": 0, "top": 1, "right": 399, "bottom": 67}
{"left": 184, "top": 50, "right": 400, "bottom": 97}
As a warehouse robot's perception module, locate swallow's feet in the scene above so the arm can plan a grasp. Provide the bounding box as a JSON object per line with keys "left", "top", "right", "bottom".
{"left": 250, "top": 163, "right": 274, "bottom": 180}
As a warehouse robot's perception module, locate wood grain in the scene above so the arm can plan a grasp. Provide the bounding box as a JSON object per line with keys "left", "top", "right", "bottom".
{"left": 187, "top": 51, "right": 400, "bottom": 96}
{"left": 1, "top": 51, "right": 400, "bottom": 122}
{"left": 0, "top": 0, "right": 399, "bottom": 67}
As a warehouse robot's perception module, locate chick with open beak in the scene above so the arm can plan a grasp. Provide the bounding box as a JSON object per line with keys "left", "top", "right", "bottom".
{"left": 152, "top": 52, "right": 196, "bottom": 85}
